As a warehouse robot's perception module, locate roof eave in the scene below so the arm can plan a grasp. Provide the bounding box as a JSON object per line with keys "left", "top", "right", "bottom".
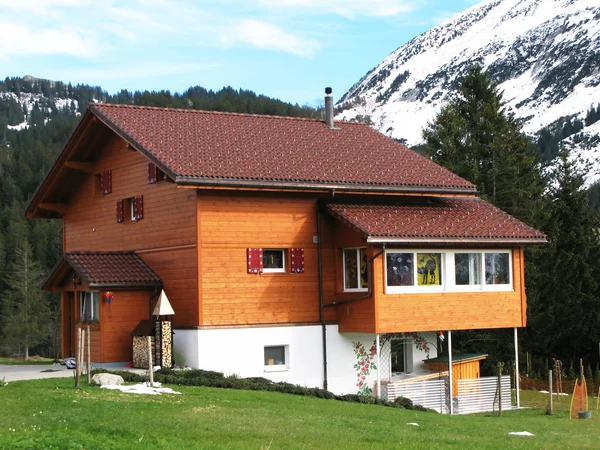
{"left": 174, "top": 176, "right": 477, "bottom": 195}
{"left": 26, "top": 111, "right": 97, "bottom": 219}
{"left": 366, "top": 237, "right": 548, "bottom": 245}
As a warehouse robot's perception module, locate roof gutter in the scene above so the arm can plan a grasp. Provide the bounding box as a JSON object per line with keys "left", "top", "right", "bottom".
{"left": 88, "top": 282, "right": 163, "bottom": 290}
{"left": 175, "top": 176, "right": 477, "bottom": 196}
{"left": 366, "top": 237, "right": 547, "bottom": 245}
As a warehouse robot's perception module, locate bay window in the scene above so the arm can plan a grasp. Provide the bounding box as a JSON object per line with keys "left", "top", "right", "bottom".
{"left": 385, "top": 249, "right": 512, "bottom": 293}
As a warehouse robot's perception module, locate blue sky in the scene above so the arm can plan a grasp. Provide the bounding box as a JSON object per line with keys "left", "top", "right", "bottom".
{"left": 0, "top": 0, "right": 480, "bottom": 105}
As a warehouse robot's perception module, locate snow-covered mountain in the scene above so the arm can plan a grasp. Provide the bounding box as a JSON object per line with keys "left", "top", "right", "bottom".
{"left": 336, "top": 0, "right": 600, "bottom": 185}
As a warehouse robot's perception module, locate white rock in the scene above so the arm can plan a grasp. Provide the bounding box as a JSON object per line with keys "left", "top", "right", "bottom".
{"left": 92, "top": 373, "right": 124, "bottom": 386}
{"left": 509, "top": 431, "right": 535, "bottom": 437}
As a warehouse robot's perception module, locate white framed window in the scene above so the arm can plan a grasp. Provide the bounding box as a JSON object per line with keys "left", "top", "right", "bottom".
{"left": 264, "top": 345, "right": 289, "bottom": 371}
{"left": 390, "top": 339, "right": 413, "bottom": 375}
{"left": 263, "top": 249, "right": 285, "bottom": 273}
{"left": 80, "top": 291, "right": 100, "bottom": 322}
{"left": 385, "top": 249, "right": 513, "bottom": 293}
{"left": 343, "top": 247, "right": 368, "bottom": 291}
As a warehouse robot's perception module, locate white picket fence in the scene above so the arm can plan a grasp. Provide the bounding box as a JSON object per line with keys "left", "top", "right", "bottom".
{"left": 386, "top": 379, "right": 448, "bottom": 414}
{"left": 455, "top": 375, "right": 512, "bottom": 415}
{"left": 385, "top": 375, "right": 513, "bottom": 415}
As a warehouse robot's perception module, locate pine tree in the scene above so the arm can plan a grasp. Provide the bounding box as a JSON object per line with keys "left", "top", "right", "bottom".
{"left": 423, "top": 65, "right": 545, "bottom": 225}
{"left": 527, "top": 151, "right": 600, "bottom": 363}
{"left": 1, "top": 241, "right": 52, "bottom": 360}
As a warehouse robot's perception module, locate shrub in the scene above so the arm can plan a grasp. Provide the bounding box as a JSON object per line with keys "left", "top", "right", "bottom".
{"left": 91, "top": 368, "right": 435, "bottom": 412}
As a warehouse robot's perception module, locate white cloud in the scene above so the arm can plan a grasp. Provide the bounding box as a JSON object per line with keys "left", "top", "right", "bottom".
{"left": 257, "top": 0, "right": 416, "bottom": 18}
{"left": 221, "top": 20, "right": 320, "bottom": 57}
{"left": 0, "top": 22, "right": 99, "bottom": 57}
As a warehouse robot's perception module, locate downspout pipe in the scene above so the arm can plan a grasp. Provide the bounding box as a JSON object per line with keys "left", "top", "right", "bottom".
{"left": 323, "top": 245, "right": 385, "bottom": 309}
{"left": 317, "top": 211, "right": 328, "bottom": 390}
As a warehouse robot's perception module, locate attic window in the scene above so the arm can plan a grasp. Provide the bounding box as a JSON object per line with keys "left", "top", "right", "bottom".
{"left": 117, "top": 195, "right": 143, "bottom": 223}
{"left": 148, "top": 162, "right": 166, "bottom": 184}
{"left": 95, "top": 170, "right": 112, "bottom": 196}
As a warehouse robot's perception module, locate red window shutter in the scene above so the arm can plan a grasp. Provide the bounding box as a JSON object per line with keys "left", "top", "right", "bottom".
{"left": 101, "top": 170, "right": 112, "bottom": 195}
{"left": 247, "top": 248, "right": 263, "bottom": 274}
{"left": 134, "top": 195, "right": 144, "bottom": 220}
{"left": 148, "top": 162, "right": 157, "bottom": 184}
{"left": 290, "top": 248, "right": 305, "bottom": 273}
{"left": 116, "top": 199, "right": 124, "bottom": 223}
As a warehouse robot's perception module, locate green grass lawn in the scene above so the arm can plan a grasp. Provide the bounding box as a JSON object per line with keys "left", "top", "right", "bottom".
{"left": 0, "top": 356, "right": 55, "bottom": 365}
{"left": 0, "top": 379, "right": 597, "bottom": 449}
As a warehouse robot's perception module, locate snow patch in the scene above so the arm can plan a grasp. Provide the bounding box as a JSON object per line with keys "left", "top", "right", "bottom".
{"left": 100, "top": 382, "right": 181, "bottom": 395}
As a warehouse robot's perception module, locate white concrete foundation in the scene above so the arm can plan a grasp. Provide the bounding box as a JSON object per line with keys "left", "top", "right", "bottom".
{"left": 173, "top": 324, "right": 436, "bottom": 395}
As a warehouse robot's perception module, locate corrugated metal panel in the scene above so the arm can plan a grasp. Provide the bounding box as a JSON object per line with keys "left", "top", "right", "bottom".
{"left": 387, "top": 379, "right": 448, "bottom": 414}
{"left": 455, "top": 375, "right": 512, "bottom": 415}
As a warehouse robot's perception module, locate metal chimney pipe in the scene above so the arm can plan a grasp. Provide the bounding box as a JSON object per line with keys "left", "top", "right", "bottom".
{"left": 325, "top": 87, "right": 334, "bottom": 128}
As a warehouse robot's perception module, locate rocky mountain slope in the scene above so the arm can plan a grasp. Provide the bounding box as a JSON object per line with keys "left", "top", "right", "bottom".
{"left": 336, "top": 0, "right": 600, "bottom": 185}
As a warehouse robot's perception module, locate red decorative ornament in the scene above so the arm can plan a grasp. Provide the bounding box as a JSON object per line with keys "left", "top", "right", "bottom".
{"left": 104, "top": 291, "right": 114, "bottom": 303}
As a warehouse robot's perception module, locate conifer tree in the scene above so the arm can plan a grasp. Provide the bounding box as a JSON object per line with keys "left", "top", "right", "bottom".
{"left": 423, "top": 65, "right": 545, "bottom": 225}
{"left": 1, "top": 241, "right": 52, "bottom": 360}
{"left": 527, "top": 151, "right": 600, "bottom": 363}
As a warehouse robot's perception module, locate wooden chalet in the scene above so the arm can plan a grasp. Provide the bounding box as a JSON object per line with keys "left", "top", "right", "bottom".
{"left": 27, "top": 91, "right": 546, "bottom": 399}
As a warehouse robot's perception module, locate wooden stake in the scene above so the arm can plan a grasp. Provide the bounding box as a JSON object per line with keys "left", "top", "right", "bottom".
{"left": 86, "top": 325, "right": 91, "bottom": 384}
{"left": 547, "top": 369, "right": 553, "bottom": 415}
{"left": 497, "top": 363, "right": 503, "bottom": 417}
{"left": 147, "top": 335, "right": 154, "bottom": 386}
{"left": 75, "top": 327, "right": 81, "bottom": 388}
{"left": 80, "top": 328, "right": 86, "bottom": 378}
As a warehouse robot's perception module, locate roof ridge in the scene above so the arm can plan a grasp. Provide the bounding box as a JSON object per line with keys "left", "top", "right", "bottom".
{"left": 90, "top": 103, "right": 357, "bottom": 124}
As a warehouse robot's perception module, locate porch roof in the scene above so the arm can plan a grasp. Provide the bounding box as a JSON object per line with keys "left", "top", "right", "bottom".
{"left": 327, "top": 197, "right": 547, "bottom": 245}
{"left": 43, "top": 251, "right": 162, "bottom": 290}
{"left": 424, "top": 353, "right": 488, "bottom": 364}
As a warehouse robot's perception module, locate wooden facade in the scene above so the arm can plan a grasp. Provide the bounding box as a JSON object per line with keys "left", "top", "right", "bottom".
{"left": 30, "top": 111, "right": 539, "bottom": 364}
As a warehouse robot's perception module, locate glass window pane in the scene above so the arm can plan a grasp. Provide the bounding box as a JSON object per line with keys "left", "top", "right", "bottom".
{"left": 417, "top": 253, "right": 442, "bottom": 286}
{"left": 391, "top": 339, "right": 406, "bottom": 373}
{"left": 386, "top": 252, "right": 414, "bottom": 286}
{"left": 92, "top": 292, "right": 100, "bottom": 321}
{"left": 359, "top": 248, "right": 368, "bottom": 289}
{"left": 455, "top": 253, "right": 481, "bottom": 285}
{"left": 344, "top": 249, "right": 358, "bottom": 289}
{"left": 264, "top": 346, "right": 286, "bottom": 366}
{"left": 485, "top": 253, "right": 509, "bottom": 284}
{"left": 263, "top": 250, "right": 284, "bottom": 269}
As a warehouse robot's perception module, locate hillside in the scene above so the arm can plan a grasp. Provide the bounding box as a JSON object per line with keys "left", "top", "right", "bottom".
{"left": 336, "top": 0, "right": 600, "bottom": 185}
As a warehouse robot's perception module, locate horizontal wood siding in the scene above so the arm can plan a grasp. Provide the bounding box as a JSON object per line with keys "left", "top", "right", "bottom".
{"left": 99, "top": 290, "right": 152, "bottom": 362}
{"left": 139, "top": 248, "right": 198, "bottom": 327}
{"left": 375, "top": 250, "right": 526, "bottom": 333}
{"left": 331, "top": 221, "right": 376, "bottom": 333}
{"left": 198, "top": 194, "right": 324, "bottom": 326}
{"left": 63, "top": 133, "right": 197, "bottom": 252}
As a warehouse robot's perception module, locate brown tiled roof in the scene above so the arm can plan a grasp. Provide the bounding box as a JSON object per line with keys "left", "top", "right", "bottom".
{"left": 90, "top": 104, "right": 476, "bottom": 193}
{"left": 328, "top": 198, "right": 547, "bottom": 244}
{"left": 63, "top": 251, "right": 162, "bottom": 288}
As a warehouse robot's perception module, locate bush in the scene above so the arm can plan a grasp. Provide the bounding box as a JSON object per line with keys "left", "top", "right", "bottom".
{"left": 91, "top": 368, "right": 435, "bottom": 412}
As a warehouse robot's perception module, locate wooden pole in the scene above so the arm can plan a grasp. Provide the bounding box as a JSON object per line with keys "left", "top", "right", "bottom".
{"left": 80, "top": 328, "right": 86, "bottom": 378}
{"left": 514, "top": 328, "right": 520, "bottom": 408}
{"left": 147, "top": 335, "right": 154, "bottom": 386}
{"left": 497, "top": 363, "right": 503, "bottom": 417}
{"left": 86, "top": 325, "right": 91, "bottom": 384}
{"left": 547, "top": 369, "right": 553, "bottom": 415}
{"left": 448, "top": 330, "right": 453, "bottom": 415}
{"left": 75, "top": 327, "right": 81, "bottom": 388}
